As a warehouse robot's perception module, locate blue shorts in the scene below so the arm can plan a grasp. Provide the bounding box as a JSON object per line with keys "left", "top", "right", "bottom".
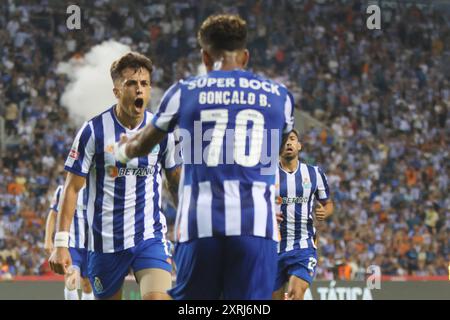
{"left": 69, "top": 247, "right": 88, "bottom": 278}
{"left": 87, "top": 237, "right": 172, "bottom": 299}
{"left": 169, "top": 236, "right": 277, "bottom": 300}
{"left": 274, "top": 247, "right": 318, "bottom": 291}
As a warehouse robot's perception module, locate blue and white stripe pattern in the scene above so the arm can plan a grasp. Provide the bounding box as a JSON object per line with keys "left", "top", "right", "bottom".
{"left": 151, "top": 69, "right": 295, "bottom": 242}
{"left": 275, "top": 162, "right": 330, "bottom": 253}
{"left": 174, "top": 178, "right": 279, "bottom": 242}
{"left": 64, "top": 107, "right": 180, "bottom": 253}
{"left": 50, "top": 185, "right": 88, "bottom": 249}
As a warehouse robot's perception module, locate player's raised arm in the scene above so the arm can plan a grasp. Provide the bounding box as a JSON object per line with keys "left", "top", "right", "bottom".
{"left": 49, "top": 173, "right": 85, "bottom": 274}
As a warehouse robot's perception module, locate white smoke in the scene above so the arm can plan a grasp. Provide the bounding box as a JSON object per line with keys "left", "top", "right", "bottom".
{"left": 197, "top": 63, "right": 207, "bottom": 76}
{"left": 56, "top": 40, "right": 131, "bottom": 124}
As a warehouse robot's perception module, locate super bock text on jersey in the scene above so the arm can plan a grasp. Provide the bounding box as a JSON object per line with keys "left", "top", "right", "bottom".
{"left": 151, "top": 69, "right": 295, "bottom": 243}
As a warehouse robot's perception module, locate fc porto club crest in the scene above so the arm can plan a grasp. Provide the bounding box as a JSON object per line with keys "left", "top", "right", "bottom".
{"left": 302, "top": 178, "right": 312, "bottom": 189}
{"left": 151, "top": 144, "right": 160, "bottom": 154}
{"left": 94, "top": 276, "right": 103, "bottom": 293}
{"left": 106, "top": 165, "right": 119, "bottom": 178}
{"left": 104, "top": 144, "right": 114, "bottom": 154}
{"left": 276, "top": 196, "right": 283, "bottom": 205}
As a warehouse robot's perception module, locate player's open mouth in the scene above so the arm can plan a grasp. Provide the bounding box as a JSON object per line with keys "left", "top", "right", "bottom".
{"left": 286, "top": 147, "right": 293, "bottom": 152}
{"left": 134, "top": 98, "right": 144, "bottom": 109}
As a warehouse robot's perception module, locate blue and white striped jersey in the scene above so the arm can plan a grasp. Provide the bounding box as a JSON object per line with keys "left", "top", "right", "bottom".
{"left": 151, "top": 69, "right": 295, "bottom": 242}
{"left": 50, "top": 185, "right": 88, "bottom": 249}
{"left": 64, "top": 107, "right": 181, "bottom": 253}
{"left": 275, "top": 162, "right": 330, "bottom": 253}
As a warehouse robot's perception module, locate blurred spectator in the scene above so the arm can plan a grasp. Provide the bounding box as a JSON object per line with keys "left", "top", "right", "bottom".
{"left": 424, "top": 203, "right": 440, "bottom": 234}
{"left": 0, "top": 257, "right": 13, "bottom": 281}
{"left": 4, "top": 102, "right": 19, "bottom": 136}
{"left": 0, "top": 218, "right": 5, "bottom": 248}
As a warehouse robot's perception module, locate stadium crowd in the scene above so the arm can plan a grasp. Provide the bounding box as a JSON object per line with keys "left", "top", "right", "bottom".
{"left": 0, "top": 0, "right": 448, "bottom": 280}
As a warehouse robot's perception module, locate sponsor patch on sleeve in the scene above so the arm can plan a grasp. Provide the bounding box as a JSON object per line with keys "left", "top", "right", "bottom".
{"left": 69, "top": 148, "right": 79, "bottom": 160}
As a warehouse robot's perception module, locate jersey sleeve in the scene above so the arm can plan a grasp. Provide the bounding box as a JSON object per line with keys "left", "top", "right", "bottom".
{"left": 160, "top": 131, "right": 183, "bottom": 171}
{"left": 315, "top": 166, "right": 330, "bottom": 201}
{"left": 49, "top": 186, "right": 63, "bottom": 213}
{"left": 283, "top": 91, "right": 295, "bottom": 134}
{"left": 151, "top": 82, "right": 182, "bottom": 133}
{"left": 64, "top": 121, "right": 95, "bottom": 177}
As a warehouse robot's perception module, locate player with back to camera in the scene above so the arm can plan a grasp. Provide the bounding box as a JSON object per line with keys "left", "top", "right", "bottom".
{"left": 114, "top": 14, "right": 295, "bottom": 299}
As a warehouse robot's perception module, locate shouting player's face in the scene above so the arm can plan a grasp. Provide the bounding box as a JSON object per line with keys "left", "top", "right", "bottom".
{"left": 114, "top": 67, "right": 151, "bottom": 120}
{"left": 281, "top": 131, "right": 301, "bottom": 161}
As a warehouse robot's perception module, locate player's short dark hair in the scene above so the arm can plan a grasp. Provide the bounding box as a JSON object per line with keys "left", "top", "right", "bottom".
{"left": 110, "top": 52, "right": 153, "bottom": 82}
{"left": 288, "top": 129, "right": 300, "bottom": 141}
{"left": 280, "top": 129, "right": 301, "bottom": 154}
{"left": 197, "top": 14, "right": 247, "bottom": 54}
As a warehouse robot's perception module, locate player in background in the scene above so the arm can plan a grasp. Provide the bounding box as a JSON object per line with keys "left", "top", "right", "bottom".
{"left": 114, "top": 14, "right": 295, "bottom": 299}
{"left": 272, "top": 129, "right": 334, "bottom": 300}
{"left": 49, "top": 52, "right": 181, "bottom": 300}
{"left": 44, "top": 185, "right": 93, "bottom": 300}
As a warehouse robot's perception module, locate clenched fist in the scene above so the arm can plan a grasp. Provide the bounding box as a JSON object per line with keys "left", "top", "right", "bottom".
{"left": 48, "top": 247, "right": 72, "bottom": 275}
{"left": 315, "top": 202, "right": 327, "bottom": 221}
